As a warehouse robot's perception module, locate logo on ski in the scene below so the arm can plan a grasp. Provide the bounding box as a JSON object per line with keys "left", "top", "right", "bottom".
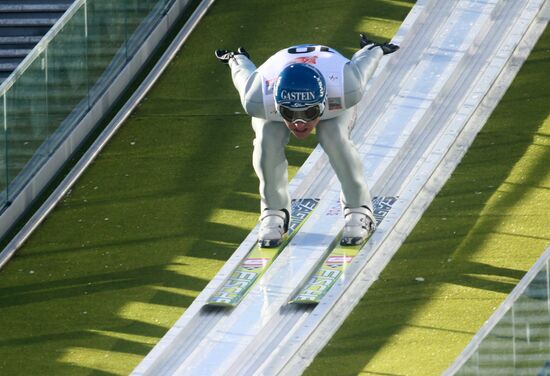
{"left": 325, "top": 255, "right": 353, "bottom": 268}
{"left": 241, "top": 258, "right": 271, "bottom": 270}
{"left": 372, "top": 196, "right": 397, "bottom": 224}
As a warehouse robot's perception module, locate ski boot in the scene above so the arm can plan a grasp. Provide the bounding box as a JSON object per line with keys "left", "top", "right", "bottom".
{"left": 258, "top": 209, "right": 289, "bottom": 248}
{"left": 341, "top": 206, "right": 376, "bottom": 246}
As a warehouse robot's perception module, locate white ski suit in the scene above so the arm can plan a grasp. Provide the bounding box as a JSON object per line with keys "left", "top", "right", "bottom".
{"left": 227, "top": 44, "right": 383, "bottom": 215}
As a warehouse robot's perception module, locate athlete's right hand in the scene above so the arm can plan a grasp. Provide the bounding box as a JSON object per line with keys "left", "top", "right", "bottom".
{"left": 214, "top": 47, "right": 250, "bottom": 64}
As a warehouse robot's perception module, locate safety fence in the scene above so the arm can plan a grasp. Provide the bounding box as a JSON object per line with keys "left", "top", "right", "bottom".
{"left": 446, "top": 244, "right": 550, "bottom": 375}
{"left": 0, "top": 0, "right": 175, "bottom": 215}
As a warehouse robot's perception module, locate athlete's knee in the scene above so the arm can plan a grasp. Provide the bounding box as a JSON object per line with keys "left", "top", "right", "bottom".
{"left": 318, "top": 124, "right": 351, "bottom": 154}
{"left": 255, "top": 122, "right": 288, "bottom": 154}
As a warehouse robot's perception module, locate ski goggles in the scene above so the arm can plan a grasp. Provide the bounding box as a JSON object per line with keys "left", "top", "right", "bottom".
{"left": 278, "top": 104, "right": 324, "bottom": 122}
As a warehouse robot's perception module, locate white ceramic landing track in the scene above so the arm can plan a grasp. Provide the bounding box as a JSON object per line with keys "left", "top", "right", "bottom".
{"left": 133, "top": 0, "right": 550, "bottom": 374}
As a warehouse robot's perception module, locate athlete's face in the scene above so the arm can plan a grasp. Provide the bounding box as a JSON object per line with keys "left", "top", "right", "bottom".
{"left": 284, "top": 118, "right": 321, "bottom": 139}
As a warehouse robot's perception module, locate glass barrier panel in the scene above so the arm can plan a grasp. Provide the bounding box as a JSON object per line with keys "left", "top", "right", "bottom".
{"left": 46, "top": 4, "right": 89, "bottom": 152}
{"left": 456, "top": 263, "right": 550, "bottom": 375}
{"left": 87, "top": 0, "right": 129, "bottom": 103}
{"left": 125, "top": 0, "right": 168, "bottom": 58}
{"left": 0, "top": 96, "right": 6, "bottom": 208}
{"left": 0, "top": 0, "right": 181, "bottom": 215}
{"left": 4, "top": 51, "right": 48, "bottom": 200}
{"left": 514, "top": 268, "right": 550, "bottom": 373}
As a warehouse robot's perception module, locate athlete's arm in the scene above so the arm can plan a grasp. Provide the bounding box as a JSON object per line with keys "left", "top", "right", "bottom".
{"left": 229, "top": 56, "right": 266, "bottom": 118}
{"left": 343, "top": 46, "right": 384, "bottom": 108}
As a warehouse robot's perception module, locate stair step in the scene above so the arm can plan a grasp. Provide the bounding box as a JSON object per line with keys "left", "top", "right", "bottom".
{"left": 0, "top": 17, "right": 60, "bottom": 27}
{"left": 0, "top": 48, "right": 31, "bottom": 58}
{"left": 0, "top": 71, "right": 10, "bottom": 83}
{"left": 0, "top": 35, "right": 42, "bottom": 45}
{"left": 0, "top": 61, "right": 20, "bottom": 71}
{"left": 0, "top": 4, "right": 71, "bottom": 13}
{"left": 0, "top": 26, "right": 48, "bottom": 37}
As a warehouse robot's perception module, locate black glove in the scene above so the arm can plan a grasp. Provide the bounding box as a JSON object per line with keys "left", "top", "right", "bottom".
{"left": 359, "top": 33, "right": 375, "bottom": 49}
{"left": 214, "top": 47, "right": 250, "bottom": 64}
{"left": 368, "top": 42, "right": 400, "bottom": 55}
{"left": 360, "top": 33, "right": 400, "bottom": 55}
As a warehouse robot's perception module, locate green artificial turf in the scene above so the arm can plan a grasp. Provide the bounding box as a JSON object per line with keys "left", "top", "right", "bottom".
{"left": 3, "top": 0, "right": 546, "bottom": 375}
{"left": 0, "top": 0, "right": 414, "bottom": 375}
{"left": 305, "top": 23, "right": 550, "bottom": 376}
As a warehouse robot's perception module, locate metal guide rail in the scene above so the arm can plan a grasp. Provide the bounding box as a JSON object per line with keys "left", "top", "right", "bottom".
{"left": 132, "top": 0, "right": 549, "bottom": 374}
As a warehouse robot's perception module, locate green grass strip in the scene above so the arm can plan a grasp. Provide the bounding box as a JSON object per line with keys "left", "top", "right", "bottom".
{"left": 0, "top": 0, "right": 414, "bottom": 375}
{"left": 305, "top": 23, "right": 550, "bottom": 376}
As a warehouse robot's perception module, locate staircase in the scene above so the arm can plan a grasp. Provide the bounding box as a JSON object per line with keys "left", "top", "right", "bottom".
{"left": 0, "top": 0, "right": 73, "bottom": 85}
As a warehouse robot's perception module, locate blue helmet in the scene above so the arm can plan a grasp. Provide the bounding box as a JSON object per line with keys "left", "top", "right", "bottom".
{"left": 274, "top": 63, "right": 326, "bottom": 110}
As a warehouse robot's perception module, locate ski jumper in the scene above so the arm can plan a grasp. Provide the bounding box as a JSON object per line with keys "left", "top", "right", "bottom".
{"left": 228, "top": 44, "right": 383, "bottom": 215}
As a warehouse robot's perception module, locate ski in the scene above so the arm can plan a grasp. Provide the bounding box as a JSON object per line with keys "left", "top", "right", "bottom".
{"left": 290, "top": 196, "right": 397, "bottom": 305}
{"left": 206, "top": 198, "right": 319, "bottom": 307}
{"left": 289, "top": 236, "right": 362, "bottom": 304}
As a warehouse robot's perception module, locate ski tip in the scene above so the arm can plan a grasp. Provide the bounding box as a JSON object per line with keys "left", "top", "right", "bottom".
{"left": 289, "top": 299, "right": 320, "bottom": 305}
{"left": 203, "top": 303, "right": 234, "bottom": 311}
{"left": 205, "top": 300, "right": 237, "bottom": 308}
{"left": 206, "top": 295, "right": 241, "bottom": 308}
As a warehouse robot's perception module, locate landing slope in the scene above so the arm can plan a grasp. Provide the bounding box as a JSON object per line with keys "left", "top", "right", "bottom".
{"left": 0, "top": 1, "right": 413, "bottom": 375}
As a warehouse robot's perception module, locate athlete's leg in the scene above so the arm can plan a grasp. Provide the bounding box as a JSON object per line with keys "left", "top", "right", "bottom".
{"left": 317, "top": 110, "right": 376, "bottom": 245}
{"left": 251, "top": 117, "right": 291, "bottom": 214}
{"left": 316, "top": 109, "right": 373, "bottom": 211}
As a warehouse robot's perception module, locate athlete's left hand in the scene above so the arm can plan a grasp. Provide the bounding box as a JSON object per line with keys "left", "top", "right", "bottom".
{"left": 359, "top": 33, "right": 375, "bottom": 49}
{"left": 369, "top": 42, "right": 400, "bottom": 55}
